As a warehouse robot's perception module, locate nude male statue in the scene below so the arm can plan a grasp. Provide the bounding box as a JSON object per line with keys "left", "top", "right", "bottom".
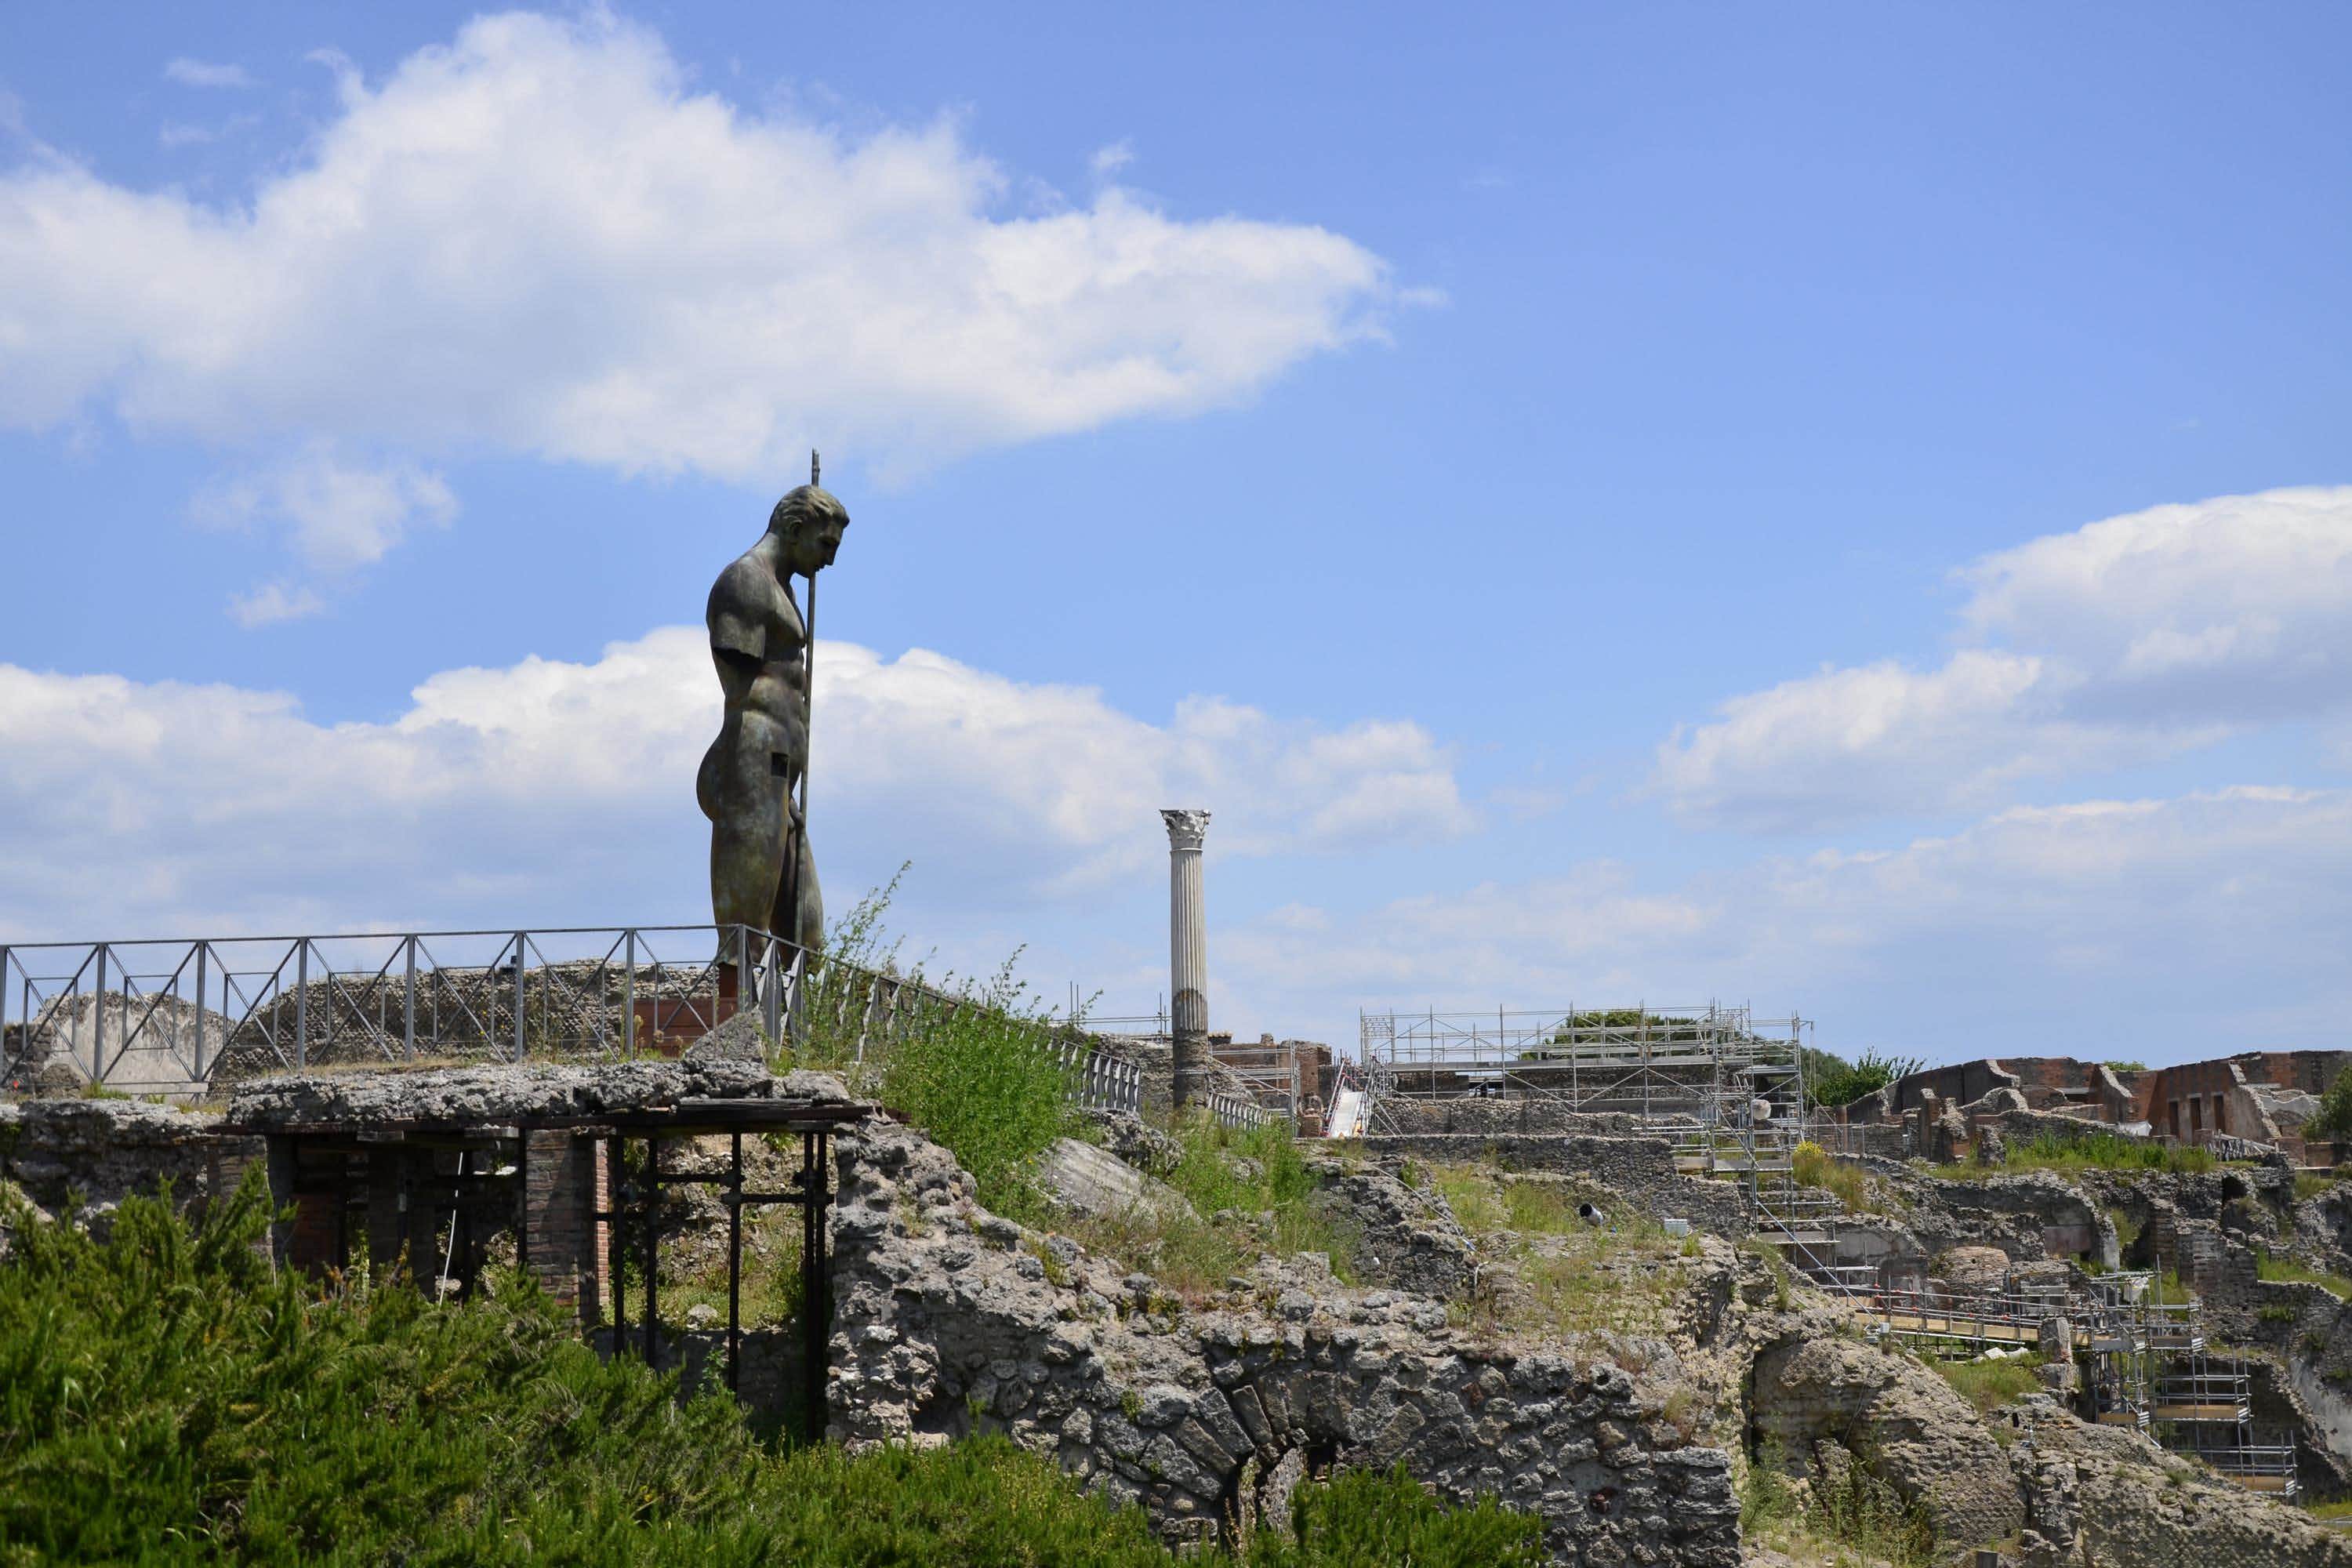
{"left": 696, "top": 483, "right": 848, "bottom": 955}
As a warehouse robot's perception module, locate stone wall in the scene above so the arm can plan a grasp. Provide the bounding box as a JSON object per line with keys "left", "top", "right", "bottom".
{"left": 826, "top": 1116, "right": 1744, "bottom": 1563}
{"left": 1357, "top": 1132, "right": 1755, "bottom": 1238}
{"left": 0, "top": 1098, "right": 259, "bottom": 1229}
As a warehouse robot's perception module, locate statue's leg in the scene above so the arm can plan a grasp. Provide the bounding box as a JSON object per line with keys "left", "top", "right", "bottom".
{"left": 773, "top": 830, "right": 822, "bottom": 954}
{"left": 709, "top": 739, "right": 789, "bottom": 948}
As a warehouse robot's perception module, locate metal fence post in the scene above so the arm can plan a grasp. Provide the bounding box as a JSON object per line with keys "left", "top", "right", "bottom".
{"left": 92, "top": 942, "right": 109, "bottom": 1082}
{"left": 0, "top": 946, "right": 9, "bottom": 1083}
{"left": 736, "top": 924, "right": 753, "bottom": 1030}
{"left": 402, "top": 937, "right": 418, "bottom": 1062}
{"left": 513, "top": 933, "right": 528, "bottom": 1062}
{"left": 622, "top": 930, "right": 637, "bottom": 1058}
{"left": 765, "top": 936, "right": 785, "bottom": 1044}
{"left": 295, "top": 939, "right": 309, "bottom": 1068}
{"left": 191, "top": 942, "right": 208, "bottom": 1081}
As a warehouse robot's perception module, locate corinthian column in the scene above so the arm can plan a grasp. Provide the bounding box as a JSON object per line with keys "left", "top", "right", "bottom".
{"left": 1162, "top": 808, "right": 1212, "bottom": 1112}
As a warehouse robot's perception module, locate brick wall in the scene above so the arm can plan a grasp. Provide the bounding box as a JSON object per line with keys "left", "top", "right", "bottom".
{"left": 524, "top": 1129, "right": 608, "bottom": 1327}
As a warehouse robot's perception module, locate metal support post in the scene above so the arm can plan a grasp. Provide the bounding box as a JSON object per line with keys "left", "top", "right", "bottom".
{"left": 191, "top": 942, "right": 208, "bottom": 1080}
{"left": 295, "top": 940, "right": 310, "bottom": 1068}
{"left": 402, "top": 938, "right": 417, "bottom": 1062}
{"left": 512, "top": 934, "right": 527, "bottom": 1062}
{"left": 726, "top": 1132, "right": 744, "bottom": 1394}
{"left": 801, "top": 1130, "right": 830, "bottom": 1440}
{"left": 644, "top": 1134, "right": 661, "bottom": 1370}
{"left": 92, "top": 942, "right": 108, "bottom": 1080}
{"left": 622, "top": 931, "right": 637, "bottom": 1058}
{"left": 607, "top": 1134, "right": 628, "bottom": 1352}
{"left": 737, "top": 924, "right": 754, "bottom": 1030}
{"left": 765, "top": 937, "right": 785, "bottom": 1044}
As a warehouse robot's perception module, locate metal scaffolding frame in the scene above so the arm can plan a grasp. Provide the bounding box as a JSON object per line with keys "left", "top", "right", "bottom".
{"left": 1359, "top": 1003, "right": 1809, "bottom": 1130}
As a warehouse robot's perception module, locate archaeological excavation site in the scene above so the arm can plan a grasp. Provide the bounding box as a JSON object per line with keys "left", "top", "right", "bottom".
{"left": 12, "top": 868, "right": 2352, "bottom": 1566}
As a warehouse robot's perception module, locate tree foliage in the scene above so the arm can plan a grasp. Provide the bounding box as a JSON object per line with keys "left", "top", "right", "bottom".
{"left": 1804, "top": 1047, "right": 1923, "bottom": 1109}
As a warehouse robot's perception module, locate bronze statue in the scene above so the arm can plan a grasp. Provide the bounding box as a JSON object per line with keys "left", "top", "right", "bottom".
{"left": 697, "top": 477, "right": 848, "bottom": 954}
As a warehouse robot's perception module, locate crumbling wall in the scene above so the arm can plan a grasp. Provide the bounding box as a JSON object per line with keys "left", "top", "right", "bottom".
{"left": 825, "top": 1117, "right": 1744, "bottom": 1563}
{"left": 0, "top": 1098, "right": 259, "bottom": 1229}
{"left": 1358, "top": 1132, "right": 1753, "bottom": 1237}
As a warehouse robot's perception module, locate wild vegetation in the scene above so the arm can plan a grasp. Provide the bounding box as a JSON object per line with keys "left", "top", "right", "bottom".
{"left": 1740, "top": 1440, "right": 1933, "bottom": 1568}
{"left": 2255, "top": 1247, "right": 2352, "bottom": 1301}
{"left": 1427, "top": 1163, "right": 1702, "bottom": 1338}
{"left": 1791, "top": 1139, "right": 1878, "bottom": 1213}
{"left": 1930, "top": 1354, "right": 2045, "bottom": 1414}
{"left": 787, "top": 877, "right": 1088, "bottom": 1216}
{"left": 1932, "top": 1129, "right": 2220, "bottom": 1181}
{"left": 1802, "top": 1047, "right": 1924, "bottom": 1111}
{"left": 0, "top": 1178, "right": 1540, "bottom": 1566}
{"left": 1058, "top": 1116, "right": 1359, "bottom": 1300}
{"left": 2313, "top": 1062, "right": 2352, "bottom": 1144}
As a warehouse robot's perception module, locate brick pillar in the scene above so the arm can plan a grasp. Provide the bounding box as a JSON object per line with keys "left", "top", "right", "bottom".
{"left": 523, "top": 1130, "right": 607, "bottom": 1326}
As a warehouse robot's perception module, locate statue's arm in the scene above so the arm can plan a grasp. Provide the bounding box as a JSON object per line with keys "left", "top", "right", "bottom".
{"left": 707, "top": 569, "right": 766, "bottom": 668}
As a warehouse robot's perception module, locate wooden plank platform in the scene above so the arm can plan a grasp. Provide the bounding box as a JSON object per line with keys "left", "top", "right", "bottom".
{"left": 2156, "top": 1403, "right": 2248, "bottom": 1421}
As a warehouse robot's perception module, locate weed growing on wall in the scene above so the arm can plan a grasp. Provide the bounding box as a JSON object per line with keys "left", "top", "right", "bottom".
{"left": 787, "top": 873, "right": 1084, "bottom": 1215}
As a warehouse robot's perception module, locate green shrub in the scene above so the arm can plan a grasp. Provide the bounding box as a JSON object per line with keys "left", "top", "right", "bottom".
{"left": 1247, "top": 1465, "right": 1543, "bottom": 1567}
{"left": 1806, "top": 1048, "right": 1923, "bottom": 1110}
{"left": 1932, "top": 1354, "right": 2045, "bottom": 1413}
{"left": 2317, "top": 1064, "right": 2352, "bottom": 1144}
{"left": 875, "top": 955, "right": 1083, "bottom": 1215}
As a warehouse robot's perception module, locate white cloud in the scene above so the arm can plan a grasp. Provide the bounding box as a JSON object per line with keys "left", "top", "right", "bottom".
{"left": 0, "top": 630, "right": 1468, "bottom": 941}
{"left": 227, "top": 582, "right": 325, "bottom": 628}
{"left": 3, "top": 13, "right": 1394, "bottom": 485}
{"left": 195, "top": 445, "right": 458, "bottom": 575}
{"left": 163, "top": 58, "right": 255, "bottom": 90}
{"left": 1089, "top": 140, "right": 1134, "bottom": 177}
{"left": 1225, "top": 786, "right": 2352, "bottom": 1059}
{"left": 1655, "top": 487, "right": 2352, "bottom": 829}
{"left": 1959, "top": 485, "right": 2352, "bottom": 725}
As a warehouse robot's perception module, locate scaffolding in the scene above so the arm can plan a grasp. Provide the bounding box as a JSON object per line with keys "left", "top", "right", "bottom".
{"left": 1359, "top": 1004, "right": 1808, "bottom": 1128}
{"left": 1788, "top": 1258, "right": 2296, "bottom": 1497}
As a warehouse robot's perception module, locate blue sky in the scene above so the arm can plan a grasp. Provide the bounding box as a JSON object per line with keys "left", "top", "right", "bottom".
{"left": 3, "top": 4, "right": 2350, "bottom": 1065}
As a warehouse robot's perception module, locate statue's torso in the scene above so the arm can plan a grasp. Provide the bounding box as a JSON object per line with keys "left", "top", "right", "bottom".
{"left": 706, "top": 553, "right": 805, "bottom": 749}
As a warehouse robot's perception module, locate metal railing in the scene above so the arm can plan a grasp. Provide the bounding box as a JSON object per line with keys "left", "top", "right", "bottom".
{"left": 0, "top": 925, "right": 1138, "bottom": 1119}
{"left": 1206, "top": 1086, "right": 1272, "bottom": 1131}
{"left": 1058, "top": 1039, "right": 1143, "bottom": 1116}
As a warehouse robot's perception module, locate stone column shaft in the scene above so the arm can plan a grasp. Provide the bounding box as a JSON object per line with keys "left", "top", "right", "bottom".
{"left": 1162, "top": 808, "right": 1211, "bottom": 1111}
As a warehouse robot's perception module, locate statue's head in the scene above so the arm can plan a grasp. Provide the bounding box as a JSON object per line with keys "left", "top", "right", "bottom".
{"left": 768, "top": 485, "right": 849, "bottom": 575}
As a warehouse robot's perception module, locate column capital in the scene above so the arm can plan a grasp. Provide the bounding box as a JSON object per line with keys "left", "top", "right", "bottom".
{"left": 1160, "top": 808, "right": 1211, "bottom": 851}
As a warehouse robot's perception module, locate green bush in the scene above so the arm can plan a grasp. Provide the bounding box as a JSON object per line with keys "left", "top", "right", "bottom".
{"left": 2315, "top": 1063, "right": 2352, "bottom": 1144}
{"left": 0, "top": 1181, "right": 1544, "bottom": 1566}
{"left": 789, "top": 876, "right": 1083, "bottom": 1217}
{"left": 1805, "top": 1047, "right": 1924, "bottom": 1111}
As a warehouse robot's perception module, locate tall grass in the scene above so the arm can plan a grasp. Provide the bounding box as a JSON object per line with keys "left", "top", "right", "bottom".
{"left": 1063, "top": 1118, "right": 1359, "bottom": 1298}
{"left": 1936, "top": 1130, "right": 2219, "bottom": 1181}
{"left": 790, "top": 876, "right": 1085, "bottom": 1216}
{"left": 0, "top": 1179, "right": 1540, "bottom": 1566}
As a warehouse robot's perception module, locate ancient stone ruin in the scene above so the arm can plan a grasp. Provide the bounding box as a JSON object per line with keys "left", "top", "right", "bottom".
{"left": 12, "top": 1044, "right": 2352, "bottom": 1566}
